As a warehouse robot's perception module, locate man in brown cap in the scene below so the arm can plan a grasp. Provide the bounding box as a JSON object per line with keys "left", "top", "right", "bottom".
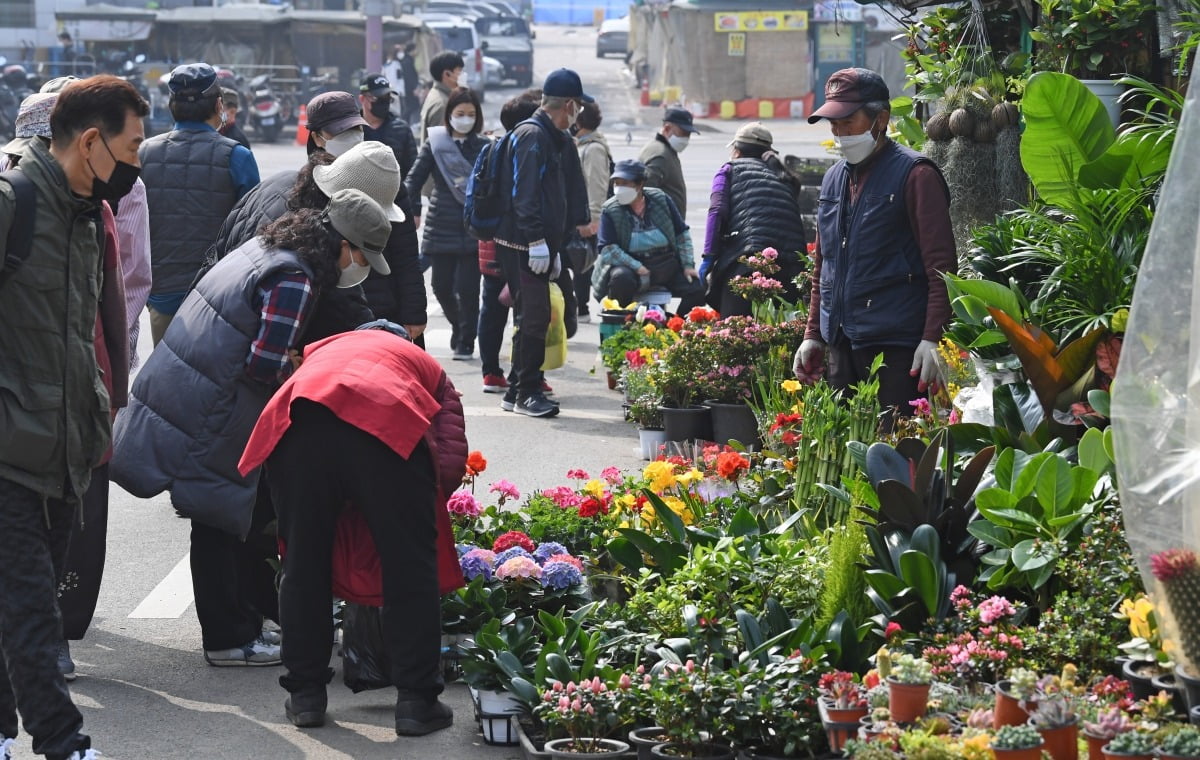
{"left": 794, "top": 67, "right": 956, "bottom": 429}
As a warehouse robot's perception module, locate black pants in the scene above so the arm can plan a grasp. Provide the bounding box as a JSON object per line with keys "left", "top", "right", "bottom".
{"left": 267, "top": 401, "right": 441, "bottom": 699}
{"left": 603, "top": 264, "right": 705, "bottom": 314}
{"left": 59, "top": 464, "right": 109, "bottom": 641}
{"left": 0, "top": 476, "right": 90, "bottom": 760}
{"left": 477, "top": 274, "right": 510, "bottom": 378}
{"left": 188, "top": 478, "right": 279, "bottom": 652}
{"left": 498, "top": 244, "right": 552, "bottom": 396}
{"left": 430, "top": 252, "right": 481, "bottom": 355}
{"left": 826, "top": 337, "right": 922, "bottom": 432}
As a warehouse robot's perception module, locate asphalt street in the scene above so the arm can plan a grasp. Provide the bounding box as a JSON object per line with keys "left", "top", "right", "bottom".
{"left": 19, "top": 26, "right": 841, "bottom": 759}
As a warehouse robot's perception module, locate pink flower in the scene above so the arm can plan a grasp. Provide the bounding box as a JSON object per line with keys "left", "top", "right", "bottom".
{"left": 885, "top": 622, "right": 902, "bottom": 638}
{"left": 566, "top": 469, "right": 590, "bottom": 480}
{"left": 495, "top": 556, "right": 542, "bottom": 580}
{"left": 909, "top": 398, "right": 932, "bottom": 417}
{"left": 548, "top": 553, "right": 584, "bottom": 571}
{"left": 978, "top": 595, "right": 1016, "bottom": 624}
{"left": 601, "top": 467, "right": 622, "bottom": 485}
{"left": 541, "top": 485, "right": 583, "bottom": 509}
{"left": 446, "top": 490, "right": 481, "bottom": 516}
{"left": 488, "top": 479, "right": 521, "bottom": 502}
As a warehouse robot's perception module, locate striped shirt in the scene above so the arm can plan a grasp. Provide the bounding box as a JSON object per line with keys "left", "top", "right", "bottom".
{"left": 115, "top": 178, "right": 152, "bottom": 369}
{"left": 246, "top": 270, "right": 313, "bottom": 386}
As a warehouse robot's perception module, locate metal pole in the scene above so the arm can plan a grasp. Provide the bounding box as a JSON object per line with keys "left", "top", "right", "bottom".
{"left": 364, "top": 0, "right": 388, "bottom": 73}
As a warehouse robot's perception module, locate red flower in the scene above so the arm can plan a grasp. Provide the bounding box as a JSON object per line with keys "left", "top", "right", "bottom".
{"left": 577, "top": 497, "right": 609, "bottom": 518}
{"left": 1151, "top": 549, "right": 1198, "bottom": 581}
{"left": 465, "top": 450, "right": 487, "bottom": 476}
{"left": 686, "top": 306, "right": 719, "bottom": 323}
{"left": 493, "top": 530, "right": 535, "bottom": 553}
{"left": 885, "top": 622, "right": 903, "bottom": 639}
{"left": 631, "top": 494, "right": 649, "bottom": 513}
{"left": 667, "top": 316, "right": 685, "bottom": 332}
{"left": 715, "top": 451, "right": 750, "bottom": 481}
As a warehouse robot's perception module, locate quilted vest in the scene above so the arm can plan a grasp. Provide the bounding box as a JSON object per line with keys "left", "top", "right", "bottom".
{"left": 816, "top": 141, "right": 944, "bottom": 349}
{"left": 139, "top": 127, "right": 238, "bottom": 294}
{"left": 721, "top": 157, "right": 808, "bottom": 271}
{"left": 110, "top": 239, "right": 312, "bottom": 539}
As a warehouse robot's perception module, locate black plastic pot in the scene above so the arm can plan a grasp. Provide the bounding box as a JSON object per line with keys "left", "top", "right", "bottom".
{"left": 1178, "top": 664, "right": 1200, "bottom": 713}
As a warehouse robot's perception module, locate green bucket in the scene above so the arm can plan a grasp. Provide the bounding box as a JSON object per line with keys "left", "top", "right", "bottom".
{"left": 598, "top": 309, "right": 632, "bottom": 344}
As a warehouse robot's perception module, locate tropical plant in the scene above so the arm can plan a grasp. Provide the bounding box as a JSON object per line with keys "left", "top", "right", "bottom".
{"left": 460, "top": 615, "right": 541, "bottom": 692}
{"left": 441, "top": 574, "right": 516, "bottom": 635}
{"left": 992, "top": 723, "right": 1044, "bottom": 750}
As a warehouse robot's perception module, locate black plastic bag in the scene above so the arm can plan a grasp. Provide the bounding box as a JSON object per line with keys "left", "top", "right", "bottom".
{"left": 341, "top": 603, "right": 392, "bottom": 693}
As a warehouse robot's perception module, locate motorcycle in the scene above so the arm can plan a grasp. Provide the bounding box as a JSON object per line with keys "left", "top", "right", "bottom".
{"left": 245, "top": 74, "right": 281, "bottom": 143}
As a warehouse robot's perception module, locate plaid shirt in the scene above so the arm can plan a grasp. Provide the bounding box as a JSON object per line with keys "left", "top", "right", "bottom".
{"left": 246, "top": 270, "right": 313, "bottom": 386}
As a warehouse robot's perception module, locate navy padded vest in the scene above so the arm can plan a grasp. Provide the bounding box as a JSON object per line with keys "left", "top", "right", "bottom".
{"left": 721, "top": 157, "right": 807, "bottom": 270}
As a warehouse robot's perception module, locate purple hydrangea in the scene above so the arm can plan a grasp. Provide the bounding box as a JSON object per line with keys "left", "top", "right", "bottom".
{"left": 461, "top": 553, "right": 493, "bottom": 581}
{"left": 456, "top": 543, "right": 474, "bottom": 557}
{"left": 533, "top": 542, "right": 569, "bottom": 565}
{"left": 540, "top": 559, "right": 583, "bottom": 590}
{"left": 495, "top": 546, "right": 533, "bottom": 565}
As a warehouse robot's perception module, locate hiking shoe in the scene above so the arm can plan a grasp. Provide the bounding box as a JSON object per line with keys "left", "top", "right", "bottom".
{"left": 285, "top": 689, "right": 327, "bottom": 728}
{"left": 482, "top": 374, "right": 508, "bottom": 393}
{"left": 395, "top": 696, "right": 453, "bottom": 736}
{"left": 58, "top": 641, "right": 76, "bottom": 682}
{"left": 204, "top": 635, "right": 281, "bottom": 667}
{"left": 515, "top": 394, "right": 559, "bottom": 418}
{"left": 66, "top": 750, "right": 101, "bottom": 760}
{"left": 500, "top": 386, "right": 518, "bottom": 412}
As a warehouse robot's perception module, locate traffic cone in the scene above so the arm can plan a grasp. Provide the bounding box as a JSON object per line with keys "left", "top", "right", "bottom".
{"left": 295, "top": 103, "right": 309, "bottom": 146}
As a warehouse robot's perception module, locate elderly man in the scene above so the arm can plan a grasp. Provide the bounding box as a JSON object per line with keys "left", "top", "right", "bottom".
{"left": 638, "top": 106, "right": 697, "bottom": 221}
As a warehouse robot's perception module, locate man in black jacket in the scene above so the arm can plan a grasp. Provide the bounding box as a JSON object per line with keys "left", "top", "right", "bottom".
{"left": 494, "top": 69, "right": 591, "bottom": 418}
{"left": 359, "top": 73, "right": 416, "bottom": 180}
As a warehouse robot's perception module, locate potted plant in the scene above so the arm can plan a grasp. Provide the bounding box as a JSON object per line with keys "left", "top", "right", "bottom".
{"left": 996, "top": 667, "right": 1040, "bottom": 728}
{"left": 532, "top": 677, "right": 631, "bottom": 758}
{"left": 647, "top": 659, "right": 735, "bottom": 759}
{"left": 623, "top": 363, "right": 668, "bottom": 460}
{"left": 818, "top": 670, "right": 868, "bottom": 752}
{"left": 732, "top": 655, "right": 826, "bottom": 759}
{"left": 991, "top": 724, "right": 1047, "bottom": 760}
{"left": 1028, "top": 685, "right": 1080, "bottom": 760}
{"left": 1159, "top": 727, "right": 1200, "bottom": 760}
{"left": 886, "top": 653, "right": 933, "bottom": 724}
{"left": 1103, "top": 730, "right": 1156, "bottom": 760}
{"left": 1083, "top": 707, "right": 1136, "bottom": 760}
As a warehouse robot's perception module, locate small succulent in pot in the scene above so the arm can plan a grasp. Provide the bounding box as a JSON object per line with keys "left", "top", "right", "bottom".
{"left": 1103, "top": 730, "right": 1157, "bottom": 756}
{"left": 890, "top": 653, "right": 933, "bottom": 684}
{"left": 992, "top": 724, "right": 1044, "bottom": 750}
{"left": 1160, "top": 727, "right": 1200, "bottom": 758}
{"left": 1083, "top": 706, "right": 1135, "bottom": 740}
{"left": 1005, "top": 667, "right": 1040, "bottom": 700}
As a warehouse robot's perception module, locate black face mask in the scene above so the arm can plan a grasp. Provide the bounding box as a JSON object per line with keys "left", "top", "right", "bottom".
{"left": 88, "top": 135, "right": 140, "bottom": 202}
{"left": 369, "top": 97, "right": 391, "bottom": 118}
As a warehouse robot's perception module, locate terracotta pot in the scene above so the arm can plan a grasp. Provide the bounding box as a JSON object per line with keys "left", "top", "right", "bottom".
{"left": 1033, "top": 718, "right": 1079, "bottom": 760}
{"left": 648, "top": 742, "right": 734, "bottom": 760}
{"left": 629, "top": 727, "right": 669, "bottom": 760}
{"left": 994, "top": 680, "right": 1035, "bottom": 728}
{"left": 820, "top": 698, "right": 868, "bottom": 753}
{"left": 545, "top": 737, "right": 631, "bottom": 758}
{"left": 887, "top": 678, "right": 931, "bottom": 723}
{"left": 1101, "top": 748, "right": 1153, "bottom": 760}
{"left": 1084, "top": 731, "right": 1110, "bottom": 760}
{"left": 991, "top": 744, "right": 1046, "bottom": 760}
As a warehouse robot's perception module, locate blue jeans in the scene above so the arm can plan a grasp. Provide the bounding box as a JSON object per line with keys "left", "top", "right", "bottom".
{"left": 477, "top": 274, "right": 510, "bottom": 378}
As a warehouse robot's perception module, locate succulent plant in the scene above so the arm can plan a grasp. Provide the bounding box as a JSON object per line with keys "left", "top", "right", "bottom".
{"left": 1160, "top": 727, "right": 1200, "bottom": 758}
{"left": 1005, "top": 667, "right": 1039, "bottom": 700}
{"left": 1083, "top": 706, "right": 1135, "bottom": 740}
{"left": 1151, "top": 549, "right": 1200, "bottom": 674}
{"left": 1104, "top": 730, "right": 1157, "bottom": 756}
{"left": 890, "top": 654, "right": 933, "bottom": 685}
{"left": 992, "top": 724, "right": 1044, "bottom": 750}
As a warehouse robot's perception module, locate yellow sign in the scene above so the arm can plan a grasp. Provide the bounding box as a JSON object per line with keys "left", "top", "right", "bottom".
{"left": 714, "top": 10, "right": 808, "bottom": 33}
{"left": 728, "top": 32, "right": 746, "bottom": 56}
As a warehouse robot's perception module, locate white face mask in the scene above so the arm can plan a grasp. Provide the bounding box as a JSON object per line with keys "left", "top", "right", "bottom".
{"left": 614, "top": 185, "right": 638, "bottom": 206}
{"left": 450, "top": 115, "right": 476, "bottom": 135}
{"left": 219, "top": 109, "right": 228, "bottom": 127}
{"left": 337, "top": 256, "right": 372, "bottom": 288}
{"left": 566, "top": 102, "right": 579, "bottom": 128}
{"left": 323, "top": 130, "right": 363, "bottom": 157}
{"left": 835, "top": 125, "right": 879, "bottom": 164}
{"left": 667, "top": 134, "right": 690, "bottom": 154}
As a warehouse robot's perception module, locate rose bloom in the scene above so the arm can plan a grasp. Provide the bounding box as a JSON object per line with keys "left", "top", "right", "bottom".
{"left": 715, "top": 451, "right": 750, "bottom": 481}
{"left": 466, "top": 450, "right": 487, "bottom": 476}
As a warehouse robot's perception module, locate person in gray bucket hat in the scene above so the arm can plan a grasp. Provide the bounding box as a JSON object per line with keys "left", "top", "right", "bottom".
{"left": 111, "top": 189, "right": 392, "bottom": 670}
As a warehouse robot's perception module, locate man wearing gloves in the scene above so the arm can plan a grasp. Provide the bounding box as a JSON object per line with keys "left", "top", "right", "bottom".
{"left": 793, "top": 67, "right": 955, "bottom": 428}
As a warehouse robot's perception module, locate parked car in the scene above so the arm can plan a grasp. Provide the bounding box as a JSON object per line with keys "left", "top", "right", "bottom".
{"left": 426, "top": 17, "right": 487, "bottom": 98}
{"left": 423, "top": 1, "right": 478, "bottom": 18}
{"left": 475, "top": 15, "right": 534, "bottom": 87}
{"left": 483, "top": 55, "right": 505, "bottom": 87}
{"left": 596, "top": 16, "right": 630, "bottom": 59}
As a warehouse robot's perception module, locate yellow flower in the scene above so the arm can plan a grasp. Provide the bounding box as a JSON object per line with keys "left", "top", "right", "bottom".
{"left": 600, "top": 297, "right": 622, "bottom": 310}
{"left": 642, "top": 323, "right": 657, "bottom": 336}
{"left": 674, "top": 468, "right": 704, "bottom": 487}
{"left": 642, "top": 461, "right": 676, "bottom": 492}
{"left": 790, "top": 402, "right": 803, "bottom": 415}
{"left": 584, "top": 479, "right": 607, "bottom": 499}
{"left": 781, "top": 379, "right": 802, "bottom": 393}
{"left": 638, "top": 347, "right": 653, "bottom": 361}
{"left": 660, "top": 495, "right": 695, "bottom": 525}
{"left": 1120, "top": 596, "right": 1157, "bottom": 641}
{"left": 613, "top": 493, "right": 637, "bottom": 514}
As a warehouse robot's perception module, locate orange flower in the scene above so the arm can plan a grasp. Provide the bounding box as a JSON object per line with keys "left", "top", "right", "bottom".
{"left": 715, "top": 451, "right": 750, "bottom": 481}
{"left": 466, "top": 450, "right": 488, "bottom": 476}
{"left": 667, "top": 316, "right": 685, "bottom": 332}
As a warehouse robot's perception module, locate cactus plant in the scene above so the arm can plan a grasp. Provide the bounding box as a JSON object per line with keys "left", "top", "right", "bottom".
{"left": 1151, "top": 549, "right": 1200, "bottom": 674}
{"left": 992, "top": 724, "right": 1044, "bottom": 750}
{"left": 891, "top": 654, "right": 933, "bottom": 685}
{"left": 1104, "top": 730, "right": 1157, "bottom": 756}
{"left": 1160, "top": 727, "right": 1200, "bottom": 758}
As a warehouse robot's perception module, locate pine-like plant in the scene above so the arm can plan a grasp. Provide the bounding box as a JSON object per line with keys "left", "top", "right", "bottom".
{"left": 1151, "top": 549, "right": 1200, "bottom": 674}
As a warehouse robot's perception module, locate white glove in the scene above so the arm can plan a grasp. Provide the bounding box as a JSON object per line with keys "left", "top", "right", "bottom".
{"left": 550, "top": 252, "right": 561, "bottom": 280}
{"left": 910, "top": 339, "right": 943, "bottom": 393}
{"left": 792, "top": 339, "right": 826, "bottom": 384}
{"left": 527, "top": 242, "right": 551, "bottom": 275}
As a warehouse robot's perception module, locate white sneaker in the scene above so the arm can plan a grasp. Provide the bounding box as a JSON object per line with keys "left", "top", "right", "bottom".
{"left": 203, "top": 635, "right": 281, "bottom": 667}
{"left": 67, "top": 749, "right": 101, "bottom": 760}
{"left": 1, "top": 736, "right": 14, "bottom": 760}
{"left": 260, "top": 620, "right": 282, "bottom": 646}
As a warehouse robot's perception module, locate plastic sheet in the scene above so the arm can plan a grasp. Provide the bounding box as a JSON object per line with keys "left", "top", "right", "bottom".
{"left": 341, "top": 603, "right": 392, "bottom": 693}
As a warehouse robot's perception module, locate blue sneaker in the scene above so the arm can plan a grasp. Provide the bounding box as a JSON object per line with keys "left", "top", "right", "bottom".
{"left": 204, "top": 635, "right": 281, "bottom": 667}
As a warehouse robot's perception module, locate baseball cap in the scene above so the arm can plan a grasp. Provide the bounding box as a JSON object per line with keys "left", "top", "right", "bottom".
{"left": 325, "top": 188, "right": 393, "bottom": 274}
{"left": 611, "top": 159, "right": 647, "bottom": 182}
{"left": 359, "top": 73, "right": 394, "bottom": 97}
{"left": 663, "top": 106, "right": 698, "bottom": 134}
{"left": 542, "top": 68, "right": 593, "bottom": 103}
{"left": 728, "top": 122, "right": 773, "bottom": 149}
{"left": 306, "top": 91, "right": 369, "bottom": 135}
{"left": 2, "top": 92, "right": 56, "bottom": 156}
{"left": 312, "top": 141, "right": 406, "bottom": 223}
{"left": 168, "top": 63, "right": 219, "bottom": 103}
{"left": 807, "top": 68, "right": 891, "bottom": 124}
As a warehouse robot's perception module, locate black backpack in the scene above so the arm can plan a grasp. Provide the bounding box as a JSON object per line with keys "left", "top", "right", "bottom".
{"left": 463, "top": 117, "right": 549, "bottom": 242}
{"left": 0, "top": 169, "right": 36, "bottom": 289}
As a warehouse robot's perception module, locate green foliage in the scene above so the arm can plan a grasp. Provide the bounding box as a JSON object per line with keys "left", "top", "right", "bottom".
{"left": 441, "top": 575, "right": 516, "bottom": 635}
{"left": 1030, "top": 0, "right": 1156, "bottom": 78}
{"left": 1159, "top": 727, "right": 1200, "bottom": 758}
{"left": 727, "top": 654, "right": 828, "bottom": 757}
{"left": 816, "top": 521, "right": 874, "bottom": 630}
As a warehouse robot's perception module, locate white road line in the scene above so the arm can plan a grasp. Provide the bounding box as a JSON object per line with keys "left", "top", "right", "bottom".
{"left": 127, "top": 554, "right": 194, "bottom": 619}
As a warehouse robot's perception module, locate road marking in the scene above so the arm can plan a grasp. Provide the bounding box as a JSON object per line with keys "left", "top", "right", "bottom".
{"left": 127, "top": 554, "right": 194, "bottom": 619}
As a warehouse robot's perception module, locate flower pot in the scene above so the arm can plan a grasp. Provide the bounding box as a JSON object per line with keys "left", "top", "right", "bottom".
{"left": 1084, "top": 731, "right": 1110, "bottom": 760}
{"left": 639, "top": 427, "right": 669, "bottom": 460}
{"left": 995, "top": 680, "right": 1035, "bottom": 728}
{"left": 1033, "top": 718, "right": 1079, "bottom": 760}
{"left": 1177, "top": 664, "right": 1200, "bottom": 713}
{"left": 599, "top": 310, "right": 630, "bottom": 343}
{"left": 1101, "top": 747, "right": 1153, "bottom": 760}
{"left": 649, "top": 741, "right": 735, "bottom": 760}
{"left": 1191, "top": 705, "right": 1200, "bottom": 727}
{"left": 819, "top": 698, "right": 868, "bottom": 753}
{"left": 478, "top": 688, "right": 523, "bottom": 715}
{"left": 480, "top": 711, "right": 519, "bottom": 745}
{"left": 545, "top": 738, "right": 631, "bottom": 758}
{"left": 886, "top": 678, "right": 931, "bottom": 723}
{"left": 629, "top": 727, "right": 669, "bottom": 760}
{"left": 1078, "top": 79, "right": 1123, "bottom": 127}
{"left": 608, "top": 371, "right": 619, "bottom": 390}
{"left": 659, "top": 404, "right": 712, "bottom": 445}
{"left": 704, "top": 401, "right": 760, "bottom": 450}
{"left": 1122, "top": 659, "right": 1162, "bottom": 702}
{"left": 1151, "top": 671, "right": 1186, "bottom": 717}
{"left": 991, "top": 743, "right": 1046, "bottom": 760}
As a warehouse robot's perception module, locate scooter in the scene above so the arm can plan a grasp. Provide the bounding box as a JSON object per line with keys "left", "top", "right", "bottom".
{"left": 246, "top": 74, "right": 281, "bottom": 143}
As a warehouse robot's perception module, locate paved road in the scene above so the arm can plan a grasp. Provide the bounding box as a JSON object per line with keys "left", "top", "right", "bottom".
{"left": 15, "top": 26, "right": 840, "bottom": 759}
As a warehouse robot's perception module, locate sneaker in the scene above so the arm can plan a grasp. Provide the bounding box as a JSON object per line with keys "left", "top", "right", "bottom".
{"left": 515, "top": 394, "right": 559, "bottom": 418}
{"left": 58, "top": 641, "right": 76, "bottom": 682}
{"left": 1, "top": 736, "right": 14, "bottom": 760}
{"left": 260, "top": 621, "right": 282, "bottom": 647}
{"left": 451, "top": 351, "right": 473, "bottom": 361}
{"left": 395, "top": 695, "right": 453, "bottom": 736}
{"left": 481, "top": 374, "right": 508, "bottom": 393}
{"left": 541, "top": 380, "right": 555, "bottom": 397}
{"left": 203, "top": 635, "right": 281, "bottom": 667}
{"left": 66, "top": 750, "right": 101, "bottom": 760}
{"left": 285, "top": 689, "right": 327, "bottom": 728}
{"left": 500, "top": 386, "right": 518, "bottom": 412}
{"left": 577, "top": 312, "right": 592, "bottom": 324}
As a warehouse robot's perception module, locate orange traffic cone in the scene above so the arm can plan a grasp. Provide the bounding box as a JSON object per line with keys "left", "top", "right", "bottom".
{"left": 295, "top": 103, "right": 309, "bottom": 146}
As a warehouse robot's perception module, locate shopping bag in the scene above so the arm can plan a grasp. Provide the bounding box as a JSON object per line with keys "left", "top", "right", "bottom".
{"left": 543, "top": 282, "right": 566, "bottom": 371}
{"left": 341, "top": 602, "right": 392, "bottom": 692}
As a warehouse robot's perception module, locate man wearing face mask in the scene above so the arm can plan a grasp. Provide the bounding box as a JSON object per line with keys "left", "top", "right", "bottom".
{"left": 139, "top": 62, "right": 260, "bottom": 346}
{"left": 359, "top": 73, "right": 416, "bottom": 180}
{"left": 638, "top": 106, "right": 697, "bottom": 222}
{"left": 593, "top": 159, "right": 704, "bottom": 313}
{"left": 0, "top": 74, "right": 149, "bottom": 760}
{"left": 112, "top": 189, "right": 393, "bottom": 669}
{"left": 795, "top": 67, "right": 956, "bottom": 429}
